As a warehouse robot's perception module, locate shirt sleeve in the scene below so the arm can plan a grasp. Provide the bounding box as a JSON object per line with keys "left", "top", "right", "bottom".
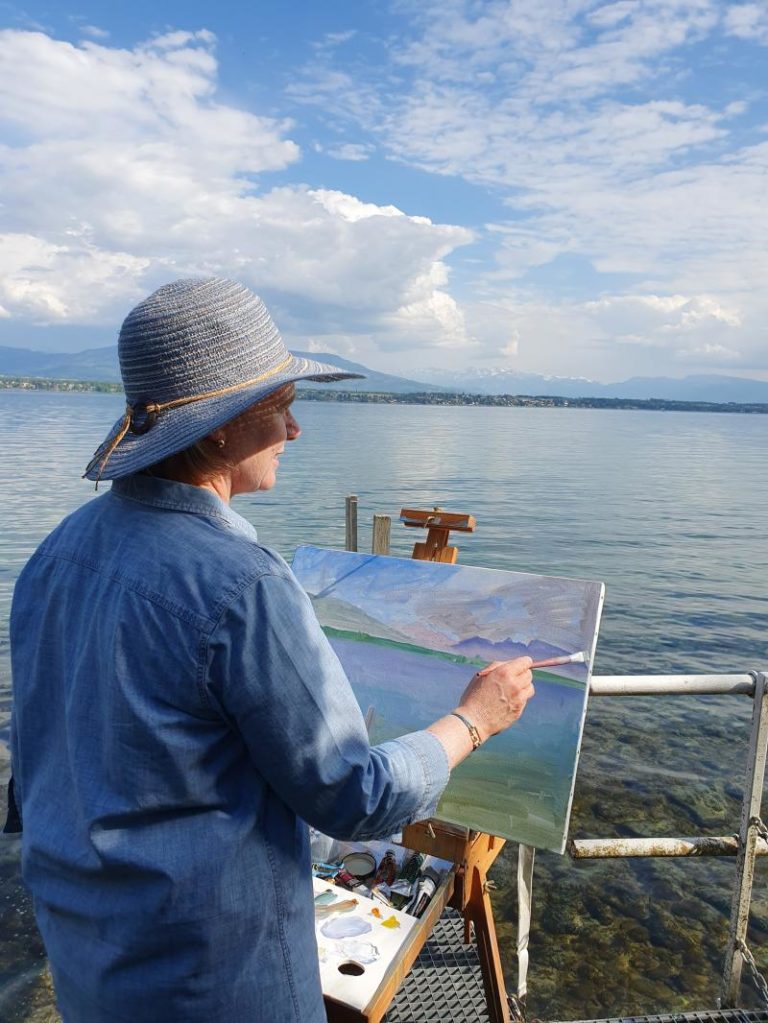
{"left": 205, "top": 568, "right": 450, "bottom": 840}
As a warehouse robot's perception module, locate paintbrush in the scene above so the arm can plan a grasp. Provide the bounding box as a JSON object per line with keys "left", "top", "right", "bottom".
{"left": 475, "top": 650, "right": 588, "bottom": 677}
{"left": 530, "top": 651, "right": 588, "bottom": 669}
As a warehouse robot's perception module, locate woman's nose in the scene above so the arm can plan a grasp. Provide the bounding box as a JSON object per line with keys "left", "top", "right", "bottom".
{"left": 285, "top": 410, "right": 301, "bottom": 440}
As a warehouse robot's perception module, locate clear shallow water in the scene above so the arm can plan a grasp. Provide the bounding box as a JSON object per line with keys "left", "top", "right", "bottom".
{"left": 1, "top": 390, "right": 767, "bottom": 1019}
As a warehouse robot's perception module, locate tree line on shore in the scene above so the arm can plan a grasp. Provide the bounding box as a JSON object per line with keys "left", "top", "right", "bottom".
{"left": 2, "top": 375, "right": 767, "bottom": 414}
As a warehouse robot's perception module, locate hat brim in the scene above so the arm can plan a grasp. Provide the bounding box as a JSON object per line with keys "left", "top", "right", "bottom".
{"left": 84, "top": 354, "right": 363, "bottom": 481}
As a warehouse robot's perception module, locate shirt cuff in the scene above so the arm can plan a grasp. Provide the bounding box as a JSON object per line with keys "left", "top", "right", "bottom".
{"left": 380, "top": 729, "right": 450, "bottom": 825}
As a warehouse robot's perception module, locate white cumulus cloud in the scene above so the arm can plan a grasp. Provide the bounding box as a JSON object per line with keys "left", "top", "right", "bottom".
{"left": 289, "top": 0, "right": 768, "bottom": 378}
{"left": 0, "top": 28, "right": 474, "bottom": 357}
{"left": 724, "top": 3, "right": 768, "bottom": 43}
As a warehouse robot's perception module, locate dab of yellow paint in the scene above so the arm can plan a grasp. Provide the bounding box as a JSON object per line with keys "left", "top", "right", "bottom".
{"left": 382, "top": 915, "right": 401, "bottom": 929}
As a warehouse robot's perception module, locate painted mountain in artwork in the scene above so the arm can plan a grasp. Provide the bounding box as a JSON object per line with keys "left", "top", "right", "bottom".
{"left": 309, "top": 594, "right": 413, "bottom": 645}
{"left": 452, "top": 636, "right": 576, "bottom": 661}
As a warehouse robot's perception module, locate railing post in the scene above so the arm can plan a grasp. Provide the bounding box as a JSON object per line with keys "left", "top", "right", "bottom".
{"left": 345, "top": 494, "right": 358, "bottom": 552}
{"left": 516, "top": 844, "right": 535, "bottom": 1003}
{"left": 721, "top": 670, "right": 768, "bottom": 1006}
{"left": 372, "top": 514, "right": 391, "bottom": 555}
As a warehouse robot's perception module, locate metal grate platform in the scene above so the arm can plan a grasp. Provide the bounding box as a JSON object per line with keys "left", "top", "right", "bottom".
{"left": 382, "top": 909, "right": 768, "bottom": 1023}
{"left": 383, "top": 908, "right": 490, "bottom": 1022}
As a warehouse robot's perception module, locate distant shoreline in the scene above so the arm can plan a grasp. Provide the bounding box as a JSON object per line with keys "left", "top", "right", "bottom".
{"left": 2, "top": 375, "right": 767, "bottom": 414}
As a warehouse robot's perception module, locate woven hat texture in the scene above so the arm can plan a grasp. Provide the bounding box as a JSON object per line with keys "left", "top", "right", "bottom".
{"left": 84, "top": 277, "right": 361, "bottom": 480}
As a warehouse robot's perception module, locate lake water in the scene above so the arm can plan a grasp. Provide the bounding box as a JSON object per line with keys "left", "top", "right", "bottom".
{"left": 1, "top": 390, "right": 767, "bottom": 1020}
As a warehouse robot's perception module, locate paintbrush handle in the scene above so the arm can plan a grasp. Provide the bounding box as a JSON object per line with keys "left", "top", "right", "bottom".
{"left": 477, "top": 652, "right": 585, "bottom": 677}
{"left": 530, "top": 655, "right": 574, "bottom": 669}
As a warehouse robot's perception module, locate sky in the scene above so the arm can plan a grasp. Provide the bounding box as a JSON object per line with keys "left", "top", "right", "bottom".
{"left": 0, "top": 0, "right": 766, "bottom": 382}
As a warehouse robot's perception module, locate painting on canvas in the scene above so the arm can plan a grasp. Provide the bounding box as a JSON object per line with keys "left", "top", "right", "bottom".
{"left": 292, "top": 545, "right": 604, "bottom": 853}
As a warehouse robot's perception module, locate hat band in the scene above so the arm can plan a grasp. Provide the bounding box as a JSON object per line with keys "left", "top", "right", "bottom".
{"left": 85, "top": 353, "right": 294, "bottom": 486}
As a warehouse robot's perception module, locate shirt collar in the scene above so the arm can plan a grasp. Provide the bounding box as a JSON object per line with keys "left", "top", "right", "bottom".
{"left": 110, "top": 475, "right": 259, "bottom": 543}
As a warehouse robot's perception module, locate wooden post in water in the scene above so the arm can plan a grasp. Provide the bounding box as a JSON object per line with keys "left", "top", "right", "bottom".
{"left": 371, "top": 514, "right": 391, "bottom": 555}
{"left": 721, "top": 670, "right": 768, "bottom": 1006}
{"left": 345, "top": 494, "right": 358, "bottom": 552}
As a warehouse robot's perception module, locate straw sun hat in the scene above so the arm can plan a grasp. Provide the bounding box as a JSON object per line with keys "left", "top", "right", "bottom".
{"left": 84, "top": 277, "right": 362, "bottom": 483}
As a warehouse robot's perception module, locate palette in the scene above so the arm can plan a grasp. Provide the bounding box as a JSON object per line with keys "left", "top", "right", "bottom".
{"left": 314, "top": 878, "right": 418, "bottom": 1010}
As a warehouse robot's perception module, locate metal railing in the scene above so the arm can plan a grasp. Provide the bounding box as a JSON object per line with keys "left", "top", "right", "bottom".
{"left": 561, "top": 671, "right": 768, "bottom": 1009}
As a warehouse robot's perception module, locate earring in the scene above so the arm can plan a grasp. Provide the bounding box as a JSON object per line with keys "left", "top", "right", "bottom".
{"left": 216, "top": 438, "right": 226, "bottom": 449}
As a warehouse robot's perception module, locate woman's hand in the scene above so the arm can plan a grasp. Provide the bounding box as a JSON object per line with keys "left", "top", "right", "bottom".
{"left": 427, "top": 657, "right": 535, "bottom": 768}
{"left": 456, "top": 657, "right": 535, "bottom": 742}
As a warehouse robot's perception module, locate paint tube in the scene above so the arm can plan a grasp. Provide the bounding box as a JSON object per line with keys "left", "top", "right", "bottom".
{"left": 373, "top": 849, "right": 398, "bottom": 887}
{"left": 312, "top": 860, "right": 342, "bottom": 880}
{"left": 335, "top": 868, "right": 366, "bottom": 892}
{"left": 406, "top": 866, "right": 440, "bottom": 917}
{"left": 397, "top": 852, "right": 424, "bottom": 884}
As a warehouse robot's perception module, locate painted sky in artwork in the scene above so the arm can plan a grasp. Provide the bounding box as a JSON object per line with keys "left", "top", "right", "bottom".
{"left": 297, "top": 545, "right": 602, "bottom": 677}
{"left": 293, "top": 545, "right": 605, "bottom": 851}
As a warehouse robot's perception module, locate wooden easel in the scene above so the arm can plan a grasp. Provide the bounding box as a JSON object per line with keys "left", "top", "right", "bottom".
{"left": 400, "top": 507, "right": 477, "bottom": 564}
{"left": 400, "top": 507, "right": 511, "bottom": 1023}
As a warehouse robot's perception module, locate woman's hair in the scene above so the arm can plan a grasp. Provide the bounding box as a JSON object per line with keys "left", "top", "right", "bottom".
{"left": 146, "top": 437, "right": 232, "bottom": 485}
{"left": 144, "top": 383, "right": 296, "bottom": 486}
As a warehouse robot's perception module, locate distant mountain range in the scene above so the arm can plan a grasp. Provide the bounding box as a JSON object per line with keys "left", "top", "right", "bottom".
{"left": 1, "top": 343, "right": 767, "bottom": 404}
{"left": 0, "top": 344, "right": 122, "bottom": 382}
{"left": 423, "top": 367, "right": 768, "bottom": 403}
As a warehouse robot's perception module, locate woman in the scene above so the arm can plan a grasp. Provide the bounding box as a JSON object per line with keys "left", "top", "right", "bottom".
{"left": 9, "top": 277, "right": 534, "bottom": 1022}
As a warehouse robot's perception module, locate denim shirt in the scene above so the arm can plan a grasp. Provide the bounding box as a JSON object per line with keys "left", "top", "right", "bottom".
{"left": 9, "top": 476, "right": 449, "bottom": 1022}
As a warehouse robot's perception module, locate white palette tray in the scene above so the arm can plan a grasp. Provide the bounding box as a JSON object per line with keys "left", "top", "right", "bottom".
{"left": 314, "top": 877, "right": 419, "bottom": 1010}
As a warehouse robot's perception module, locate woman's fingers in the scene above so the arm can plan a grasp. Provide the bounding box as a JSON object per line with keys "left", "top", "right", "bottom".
{"left": 475, "top": 660, "right": 505, "bottom": 678}
{"left": 457, "top": 656, "right": 536, "bottom": 741}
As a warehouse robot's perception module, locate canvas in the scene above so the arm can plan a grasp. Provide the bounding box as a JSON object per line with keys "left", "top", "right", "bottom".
{"left": 292, "top": 546, "right": 604, "bottom": 853}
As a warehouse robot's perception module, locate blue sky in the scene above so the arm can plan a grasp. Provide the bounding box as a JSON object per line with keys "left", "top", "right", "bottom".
{"left": 0, "top": 0, "right": 766, "bottom": 382}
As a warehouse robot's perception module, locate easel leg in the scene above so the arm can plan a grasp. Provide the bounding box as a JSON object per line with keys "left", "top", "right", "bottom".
{"left": 467, "top": 866, "right": 511, "bottom": 1023}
